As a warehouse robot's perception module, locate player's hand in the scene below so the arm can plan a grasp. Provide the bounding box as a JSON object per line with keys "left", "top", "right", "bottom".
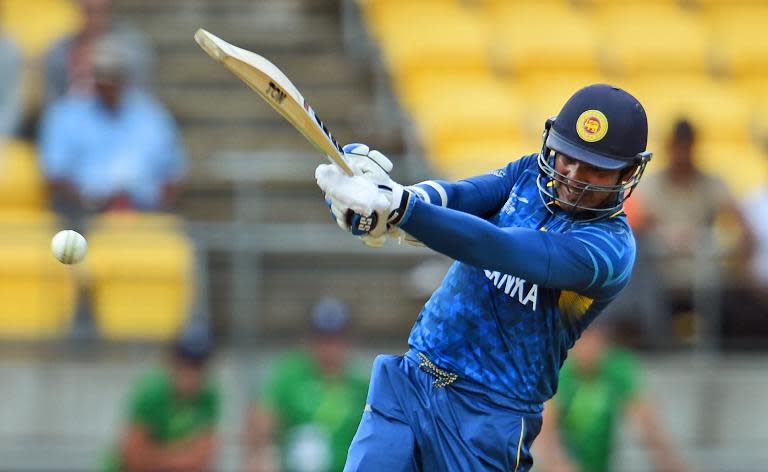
{"left": 316, "top": 161, "right": 414, "bottom": 243}
{"left": 339, "top": 143, "right": 395, "bottom": 246}
{"left": 343, "top": 143, "right": 393, "bottom": 185}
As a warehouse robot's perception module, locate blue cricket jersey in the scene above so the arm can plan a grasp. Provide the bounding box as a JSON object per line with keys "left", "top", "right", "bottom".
{"left": 399, "top": 154, "right": 636, "bottom": 413}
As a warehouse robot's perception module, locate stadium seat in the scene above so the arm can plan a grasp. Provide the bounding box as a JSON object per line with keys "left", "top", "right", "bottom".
{"left": 489, "top": 2, "right": 600, "bottom": 76}
{"left": 401, "top": 71, "right": 526, "bottom": 164}
{"left": 0, "top": 139, "right": 48, "bottom": 212}
{"left": 697, "top": 139, "right": 767, "bottom": 197}
{"left": 596, "top": 4, "right": 709, "bottom": 75}
{"left": 510, "top": 72, "right": 610, "bottom": 136}
{"left": 708, "top": 5, "right": 768, "bottom": 78}
{"left": 365, "top": 0, "right": 490, "bottom": 86}
{"left": 0, "top": 0, "right": 81, "bottom": 57}
{"left": 85, "top": 213, "right": 195, "bottom": 341}
{"left": 625, "top": 75, "right": 751, "bottom": 147}
{"left": 0, "top": 211, "right": 77, "bottom": 339}
{"left": 433, "top": 135, "right": 542, "bottom": 180}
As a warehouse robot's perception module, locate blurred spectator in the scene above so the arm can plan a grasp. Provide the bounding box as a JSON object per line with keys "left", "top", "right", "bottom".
{"left": 104, "top": 327, "right": 220, "bottom": 472}
{"left": 635, "top": 119, "right": 752, "bottom": 341}
{"left": 0, "top": 30, "right": 21, "bottom": 137}
{"left": 742, "top": 181, "right": 768, "bottom": 290}
{"left": 44, "top": 0, "right": 153, "bottom": 103}
{"left": 729, "top": 173, "right": 768, "bottom": 343}
{"left": 536, "top": 322, "right": 689, "bottom": 472}
{"left": 39, "top": 34, "right": 186, "bottom": 217}
{"left": 245, "top": 298, "right": 369, "bottom": 472}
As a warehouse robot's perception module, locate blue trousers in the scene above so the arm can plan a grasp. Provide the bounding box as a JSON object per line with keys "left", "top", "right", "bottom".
{"left": 344, "top": 351, "right": 542, "bottom": 471}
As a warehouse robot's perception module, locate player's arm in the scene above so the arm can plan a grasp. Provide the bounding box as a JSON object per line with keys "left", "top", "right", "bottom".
{"left": 399, "top": 200, "right": 629, "bottom": 292}
{"left": 120, "top": 424, "right": 217, "bottom": 472}
{"left": 408, "top": 157, "right": 530, "bottom": 218}
{"left": 625, "top": 396, "right": 691, "bottom": 472}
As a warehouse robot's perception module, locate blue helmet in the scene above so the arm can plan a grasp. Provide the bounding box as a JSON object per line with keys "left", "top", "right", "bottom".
{"left": 537, "top": 84, "right": 652, "bottom": 219}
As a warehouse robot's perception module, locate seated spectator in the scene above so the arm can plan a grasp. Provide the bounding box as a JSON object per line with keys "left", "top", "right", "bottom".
{"left": 39, "top": 35, "right": 186, "bottom": 217}
{"left": 0, "top": 30, "right": 21, "bottom": 137}
{"left": 104, "top": 327, "right": 220, "bottom": 472}
{"left": 245, "top": 298, "right": 370, "bottom": 472}
{"left": 535, "top": 322, "right": 689, "bottom": 472}
{"left": 44, "top": 0, "right": 153, "bottom": 103}
{"left": 635, "top": 119, "right": 752, "bottom": 341}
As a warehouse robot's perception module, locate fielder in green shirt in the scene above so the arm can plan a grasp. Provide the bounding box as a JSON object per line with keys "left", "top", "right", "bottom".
{"left": 537, "top": 323, "right": 689, "bottom": 472}
{"left": 105, "top": 328, "right": 220, "bottom": 472}
{"left": 245, "top": 298, "right": 370, "bottom": 472}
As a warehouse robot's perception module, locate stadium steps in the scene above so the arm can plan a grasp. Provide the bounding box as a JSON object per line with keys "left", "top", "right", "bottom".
{"left": 109, "top": 0, "right": 410, "bottom": 339}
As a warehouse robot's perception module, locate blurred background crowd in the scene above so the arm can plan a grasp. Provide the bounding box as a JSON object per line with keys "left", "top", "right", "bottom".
{"left": 1, "top": 0, "right": 767, "bottom": 470}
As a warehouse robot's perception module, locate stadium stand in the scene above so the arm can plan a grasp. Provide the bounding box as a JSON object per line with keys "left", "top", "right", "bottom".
{"left": 357, "top": 0, "right": 768, "bottom": 194}
{"left": 0, "top": 139, "right": 47, "bottom": 212}
{"left": 85, "top": 213, "right": 194, "bottom": 341}
{"left": 0, "top": 0, "right": 81, "bottom": 58}
{"left": 0, "top": 210, "right": 77, "bottom": 338}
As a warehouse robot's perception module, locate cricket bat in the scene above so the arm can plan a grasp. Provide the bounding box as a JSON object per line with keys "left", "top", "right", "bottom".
{"left": 194, "top": 28, "right": 355, "bottom": 176}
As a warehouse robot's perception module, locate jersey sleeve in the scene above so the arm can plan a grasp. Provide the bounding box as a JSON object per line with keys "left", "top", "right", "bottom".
{"left": 408, "top": 155, "right": 536, "bottom": 218}
{"left": 400, "top": 203, "right": 635, "bottom": 297}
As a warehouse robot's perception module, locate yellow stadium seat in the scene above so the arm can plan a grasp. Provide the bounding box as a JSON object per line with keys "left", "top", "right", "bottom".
{"left": 490, "top": 2, "right": 600, "bottom": 75}
{"left": 432, "top": 135, "right": 542, "bottom": 179}
{"left": 0, "top": 211, "right": 77, "bottom": 339}
{"left": 511, "top": 72, "right": 610, "bottom": 136}
{"left": 708, "top": 6, "right": 768, "bottom": 78}
{"left": 0, "top": 139, "right": 48, "bottom": 212}
{"left": 85, "top": 213, "right": 194, "bottom": 341}
{"left": 697, "top": 139, "right": 767, "bottom": 197}
{"left": 366, "top": 1, "right": 490, "bottom": 85}
{"left": 0, "top": 0, "right": 81, "bottom": 58}
{"left": 625, "top": 76, "right": 751, "bottom": 146}
{"left": 401, "top": 71, "right": 526, "bottom": 160}
{"left": 597, "top": 4, "right": 709, "bottom": 75}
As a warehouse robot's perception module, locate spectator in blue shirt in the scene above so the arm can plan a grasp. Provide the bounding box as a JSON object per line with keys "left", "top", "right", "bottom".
{"left": 39, "top": 35, "right": 185, "bottom": 216}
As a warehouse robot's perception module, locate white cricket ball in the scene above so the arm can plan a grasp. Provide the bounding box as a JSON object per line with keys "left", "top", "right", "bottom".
{"left": 51, "top": 230, "right": 88, "bottom": 265}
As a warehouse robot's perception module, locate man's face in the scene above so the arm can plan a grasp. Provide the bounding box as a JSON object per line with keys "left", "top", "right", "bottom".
{"left": 94, "top": 76, "right": 123, "bottom": 109}
{"left": 171, "top": 357, "right": 206, "bottom": 398}
{"left": 553, "top": 153, "right": 627, "bottom": 212}
{"left": 668, "top": 137, "right": 694, "bottom": 175}
{"left": 311, "top": 335, "right": 347, "bottom": 377}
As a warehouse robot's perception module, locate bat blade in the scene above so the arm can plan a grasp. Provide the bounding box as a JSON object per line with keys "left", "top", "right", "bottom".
{"left": 194, "top": 28, "right": 355, "bottom": 176}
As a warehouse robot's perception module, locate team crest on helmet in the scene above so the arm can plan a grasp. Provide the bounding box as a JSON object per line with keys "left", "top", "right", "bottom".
{"left": 576, "top": 109, "right": 608, "bottom": 143}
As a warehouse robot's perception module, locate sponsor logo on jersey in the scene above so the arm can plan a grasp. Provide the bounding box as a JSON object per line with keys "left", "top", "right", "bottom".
{"left": 484, "top": 270, "right": 539, "bottom": 311}
{"left": 576, "top": 109, "right": 608, "bottom": 143}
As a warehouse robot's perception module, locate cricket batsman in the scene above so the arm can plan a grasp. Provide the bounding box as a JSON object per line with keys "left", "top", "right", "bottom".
{"left": 315, "top": 84, "right": 652, "bottom": 471}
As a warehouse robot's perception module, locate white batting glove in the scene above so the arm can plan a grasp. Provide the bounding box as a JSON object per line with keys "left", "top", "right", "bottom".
{"left": 316, "top": 165, "right": 414, "bottom": 238}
